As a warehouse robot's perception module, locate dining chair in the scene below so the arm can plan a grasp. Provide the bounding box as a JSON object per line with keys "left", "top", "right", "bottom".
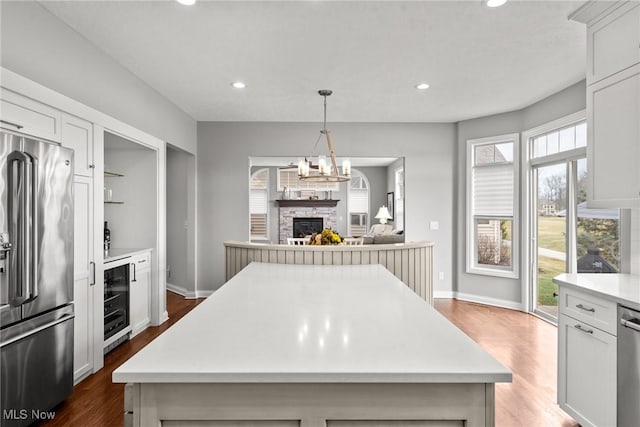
{"left": 343, "top": 237, "right": 364, "bottom": 246}
{"left": 287, "top": 237, "right": 310, "bottom": 246}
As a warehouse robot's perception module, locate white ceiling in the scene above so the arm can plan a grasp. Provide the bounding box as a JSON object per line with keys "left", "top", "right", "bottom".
{"left": 41, "top": 0, "right": 586, "bottom": 123}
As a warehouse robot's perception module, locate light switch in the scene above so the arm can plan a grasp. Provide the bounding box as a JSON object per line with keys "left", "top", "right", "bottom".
{"left": 430, "top": 221, "right": 439, "bottom": 230}
{"left": 438, "top": 272, "right": 445, "bottom": 280}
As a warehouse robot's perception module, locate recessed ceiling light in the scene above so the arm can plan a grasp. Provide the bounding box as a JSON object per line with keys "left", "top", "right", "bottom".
{"left": 484, "top": 0, "right": 508, "bottom": 7}
{"left": 176, "top": 0, "right": 196, "bottom": 5}
{"left": 231, "top": 82, "right": 246, "bottom": 89}
{"left": 415, "top": 83, "right": 430, "bottom": 90}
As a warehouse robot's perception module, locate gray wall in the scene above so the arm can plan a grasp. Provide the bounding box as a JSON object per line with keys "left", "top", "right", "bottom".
{"left": 167, "top": 146, "right": 196, "bottom": 295}
{"left": 0, "top": 1, "right": 196, "bottom": 153}
{"left": 455, "top": 79, "right": 587, "bottom": 305}
{"left": 104, "top": 133, "right": 157, "bottom": 251}
{"left": 199, "top": 122, "right": 456, "bottom": 292}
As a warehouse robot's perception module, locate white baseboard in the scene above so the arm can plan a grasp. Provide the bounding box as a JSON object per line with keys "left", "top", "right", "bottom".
{"left": 453, "top": 292, "right": 524, "bottom": 311}
{"left": 167, "top": 283, "right": 197, "bottom": 299}
{"left": 195, "top": 290, "right": 214, "bottom": 298}
{"left": 433, "top": 290, "right": 456, "bottom": 299}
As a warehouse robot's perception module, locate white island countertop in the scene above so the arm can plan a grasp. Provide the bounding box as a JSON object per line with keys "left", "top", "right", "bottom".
{"left": 553, "top": 273, "right": 640, "bottom": 310}
{"left": 113, "top": 262, "right": 511, "bottom": 384}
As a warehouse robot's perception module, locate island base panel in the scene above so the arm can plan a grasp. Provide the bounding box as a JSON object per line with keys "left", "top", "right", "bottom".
{"left": 124, "top": 383, "right": 495, "bottom": 427}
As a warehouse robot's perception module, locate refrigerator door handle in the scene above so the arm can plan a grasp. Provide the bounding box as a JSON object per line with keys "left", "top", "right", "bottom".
{"left": 27, "top": 153, "right": 38, "bottom": 300}
{"left": 0, "top": 313, "right": 74, "bottom": 349}
{"left": 7, "top": 151, "right": 31, "bottom": 306}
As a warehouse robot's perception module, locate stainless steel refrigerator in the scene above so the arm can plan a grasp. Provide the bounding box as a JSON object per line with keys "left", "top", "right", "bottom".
{"left": 0, "top": 131, "right": 74, "bottom": 427}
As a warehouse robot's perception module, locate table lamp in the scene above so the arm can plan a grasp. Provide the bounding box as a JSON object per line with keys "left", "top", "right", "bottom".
{"left": 375, "top": 206, "right": 392, "bottom": 224}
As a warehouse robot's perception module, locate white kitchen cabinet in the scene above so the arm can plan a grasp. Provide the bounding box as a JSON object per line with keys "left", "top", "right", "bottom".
{"left": 72, "top": 175, "right": 95, "bottom": 384}
{"left": 61, "top": 113, "right": 94, "bottom": 176}
{"left": 558, "top": 286, "right": 617, "bottom": 427}
{"left": 130, "top": 251, "right": 151, "bottom": 337}
{"left": 587, "top": 1, "right": 640, "bottom": 84}
{"left": 572, "top": 1, "right": 640, "bottom": 208}
{"left": 0, "top": 88, "right": 62, "bottom": 142}
{"left": 587, "top": 64, "right": 640, "bottom": 207}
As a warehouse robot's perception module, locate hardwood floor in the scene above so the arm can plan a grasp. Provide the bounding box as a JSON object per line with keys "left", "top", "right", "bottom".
{"left": 38, "top": 291, "right": 205, "bottom": 427}
{"left": 434, "top": 299, "right": 580, "bottom": 427}
{"left": 38, "top": 295, "right": 578, "bottom": 426}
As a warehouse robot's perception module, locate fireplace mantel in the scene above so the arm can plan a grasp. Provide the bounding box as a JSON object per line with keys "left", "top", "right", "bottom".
{"left": 276, "top": 199, "right": 339, "bottom": 207}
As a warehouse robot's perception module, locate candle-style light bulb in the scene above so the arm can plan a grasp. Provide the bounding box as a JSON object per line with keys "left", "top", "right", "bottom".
{"left": 298, "top": 159, "right": 309, "bottom": 177}
{"left": 342, "top": 159, "right": 351, "bottom": 176}
{"left": 318, "top": 155, "right": 328, "bottom": 175}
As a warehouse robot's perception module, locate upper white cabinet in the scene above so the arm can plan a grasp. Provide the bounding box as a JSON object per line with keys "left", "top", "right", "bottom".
{"left": 572, "top": 1, "right": 640, "bottom": 208}
{"left": 587, "top": 1, "right": 640, "bottom": 84}
{"left": 0, "top": 88, "right": 61, "bottom": 142}
{"left": 61, "top": 113, "right": 94, "bottom": 176}
{"left": 587, "top": 64, "right": 640, "bottom": 206}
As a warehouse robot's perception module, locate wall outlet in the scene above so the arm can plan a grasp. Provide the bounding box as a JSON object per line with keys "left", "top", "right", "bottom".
{"left": 430, "top": 221, "right": 439, "bottom": 231}
{"left": 438, "top": 272, "right": 445, "bottom": 280}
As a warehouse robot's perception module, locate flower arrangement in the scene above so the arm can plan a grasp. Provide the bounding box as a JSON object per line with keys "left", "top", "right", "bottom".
{"left": 309, "top": 228, "right": 343, "bottom": 245}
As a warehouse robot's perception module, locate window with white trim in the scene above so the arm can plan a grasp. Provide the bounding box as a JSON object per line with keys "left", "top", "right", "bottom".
{"left": 348, "top": 170, "right": 369, "bottom": 236}
{"left": 467, "top": 134, "right": 519, "bottom": 278}
{"left": 531, "top": 122, "right": 586, "bottom": 158}
{"left": 250, "top": 168, "right": 269, "bottom": 240}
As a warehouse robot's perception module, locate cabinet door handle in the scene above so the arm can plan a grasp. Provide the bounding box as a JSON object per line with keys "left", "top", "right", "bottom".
{"left": 89, "top": 261, "right": 95, "bottom": 286}
{"left": 576, "top": 303, "right": 595, "bottom": 313}
{"left": 0, "top": 119, "right": 24, "bottom": 130}
{"left": 131, "top": 262, "right": 137, "bottom": 282}
{"left": 574, "top": 324, "right": 594, "bottom": 334}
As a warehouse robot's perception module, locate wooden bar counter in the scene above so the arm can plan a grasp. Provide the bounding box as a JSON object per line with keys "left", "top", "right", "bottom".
{"left": 224, "top": 240, "right": 434, "bottom": 304}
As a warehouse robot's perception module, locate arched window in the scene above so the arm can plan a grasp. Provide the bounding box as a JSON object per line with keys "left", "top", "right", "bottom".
{"left": 249, "top": 168, "right": 269, "bottom": 240}
{"left": 348, "top": 169, "right": 370, "bottom": 237}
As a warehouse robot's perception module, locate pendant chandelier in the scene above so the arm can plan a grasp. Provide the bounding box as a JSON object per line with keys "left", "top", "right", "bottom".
{"left": 298, "top": 90, "right": 351, "bottom": 183}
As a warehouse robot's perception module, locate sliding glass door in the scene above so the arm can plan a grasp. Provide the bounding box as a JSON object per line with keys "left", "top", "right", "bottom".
{"left": 531, "top": 157, "right": 620, "bottom": 321}
{"left": 533, "top": 163, "right": 567, "bottom": 319}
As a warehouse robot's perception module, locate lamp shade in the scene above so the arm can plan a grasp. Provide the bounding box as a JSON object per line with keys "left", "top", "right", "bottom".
{"left": 375, "top": 206, "right": 392, "bottom": 224}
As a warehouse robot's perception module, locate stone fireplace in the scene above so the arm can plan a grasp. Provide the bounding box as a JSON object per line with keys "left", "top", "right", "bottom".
{"left": 277, "top": 200, "right": 339, "bottom": 244}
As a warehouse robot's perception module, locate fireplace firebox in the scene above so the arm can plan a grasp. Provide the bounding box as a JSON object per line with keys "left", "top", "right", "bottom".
{"left": 293, "top": 218, "right": 323, "bottom": 238}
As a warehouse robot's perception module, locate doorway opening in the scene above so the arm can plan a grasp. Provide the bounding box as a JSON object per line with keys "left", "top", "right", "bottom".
{"left": 166, "top": 144, "right": 197, "bottom": 298}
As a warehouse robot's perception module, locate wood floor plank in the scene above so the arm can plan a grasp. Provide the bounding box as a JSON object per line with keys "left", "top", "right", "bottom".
{"left": 38, "top": 296, "right": 578, "bottom": 426}
{"left": 434, "top": 299, "right": 579, "bottom": 427}
{"left": 38, "top": 291, "right": 205, "bottom": 427}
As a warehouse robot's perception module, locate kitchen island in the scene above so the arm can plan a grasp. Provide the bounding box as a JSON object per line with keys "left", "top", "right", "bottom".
{"left": 113, "top": 263, "right": 511, "bottom": 426}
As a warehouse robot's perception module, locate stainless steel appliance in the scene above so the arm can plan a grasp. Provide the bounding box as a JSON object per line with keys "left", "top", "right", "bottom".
{"left": 0, "top": 131, "right": 74, "bottom": 426}
{"left": 104, "top": 260, "right": 129, "bottom": 344}
{"left": 618, "top": 305, "right": 640, "bottom": 427}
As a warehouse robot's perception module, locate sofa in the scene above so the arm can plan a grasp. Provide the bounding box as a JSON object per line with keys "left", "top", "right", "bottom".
{"left": 361, "top": 224, "right": 405, "bottom": 245}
